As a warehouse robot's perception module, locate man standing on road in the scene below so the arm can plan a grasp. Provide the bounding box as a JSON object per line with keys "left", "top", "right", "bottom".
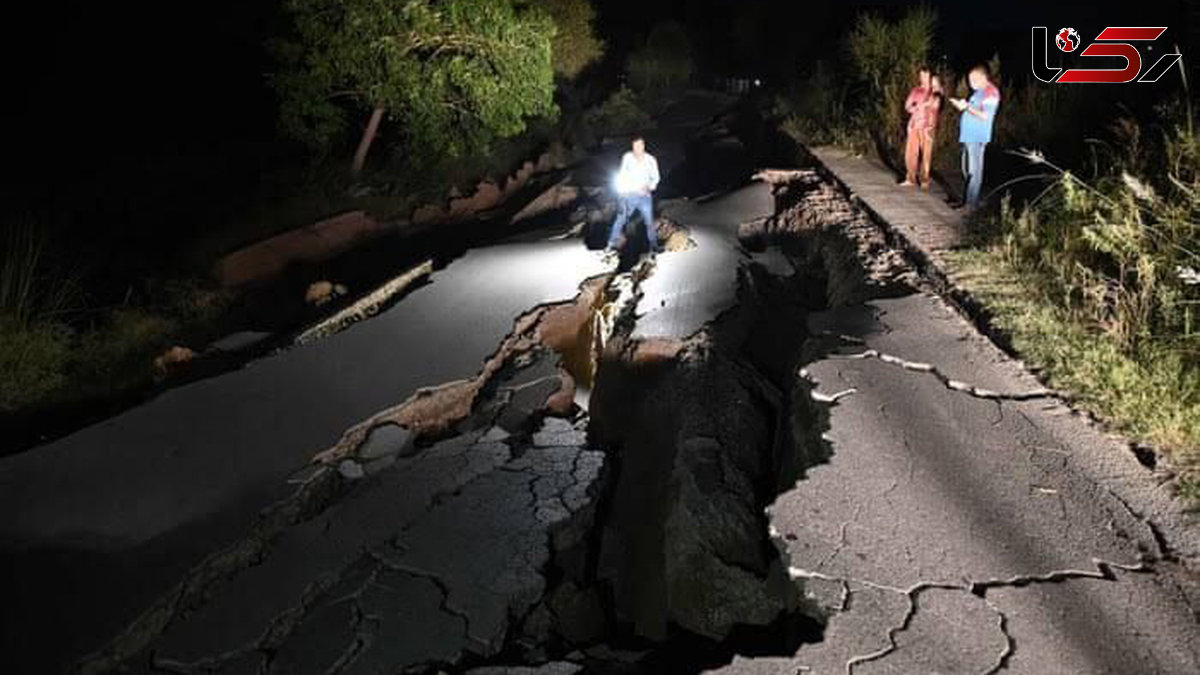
{"left": 949, "top": 65, "right": 1000, "bottom": 210}
{"left": 606, "top": 136, "right": 661, "bottom": 260}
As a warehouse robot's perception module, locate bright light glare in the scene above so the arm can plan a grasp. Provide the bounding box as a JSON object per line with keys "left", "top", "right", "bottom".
{"left": 613, "top": 169, "right": 639, "bottom": 194}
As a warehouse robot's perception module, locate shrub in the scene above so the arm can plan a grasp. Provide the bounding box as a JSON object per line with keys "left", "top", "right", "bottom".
{"left": 584, "top": 87, "right": 655, "bottom": 140}
{"left": 774, "top": 61, "right": 872, "bottom": 153}
{"left": 1, "top": 218, "right": 79, "bottom": 325}
{"left": 998, "top": 102, "right": 1200, "bottom": 360}
{"left": 0, "top": 317, "right": 70, "bottom": 413}
{"left": 845, "top": 6, "right": 936, "bottom": 162}
{"left": 71, "top": 309, "right": 179, "bottom": 388}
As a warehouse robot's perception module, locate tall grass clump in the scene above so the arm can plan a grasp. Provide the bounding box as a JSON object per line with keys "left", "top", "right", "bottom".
{"left": 845, "top": 6, "right": 935, "bottom": 162}
{"left": 980, "top": 97, "right": 1200, "bottom": 482}
{"left": 774, "top": 6, "right": 934, "bottom": 158}
{"left": 774, "top": 61, "right": 870, "bottom": 152}
{"left": 1, "top": 219, "right": 79, "bottom": 412}
{"left": 1001, "top": 105, "right": 1200, "bottom": 358}
{"left": 1, "top": 219, "right": 78, "bottom": 324}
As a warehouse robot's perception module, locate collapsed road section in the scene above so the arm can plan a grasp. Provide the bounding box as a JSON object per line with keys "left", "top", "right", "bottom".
{"left": 73, "top": 145, "right": 934, "bottom": 674}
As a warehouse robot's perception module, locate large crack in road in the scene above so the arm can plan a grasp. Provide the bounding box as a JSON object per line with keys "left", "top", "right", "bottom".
{"left": 69, "top": 110, "right": 890, "bottom": 674}
{"left": 15, "top": 97, "right": 1200, "bottom": 675}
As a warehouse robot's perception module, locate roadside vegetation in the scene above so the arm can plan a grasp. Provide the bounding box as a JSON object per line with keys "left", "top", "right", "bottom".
{"left": 775, "top": 6, "right": 1200, "bottom": 493}
{"left": 1, "top": 219, "right": 230, "bottom": 416}
{"left": 953, "top": 105, "right": 1200, "bottom": 495}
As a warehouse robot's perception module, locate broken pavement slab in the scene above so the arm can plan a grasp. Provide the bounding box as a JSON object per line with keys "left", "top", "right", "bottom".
{"left": 120, "top": 414, "right": 603, "bottom": 675}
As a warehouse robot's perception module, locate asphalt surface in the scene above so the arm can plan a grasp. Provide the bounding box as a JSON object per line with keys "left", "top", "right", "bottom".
{"left": 0, "top": 91, "right": 738, "bottom": 674}
{"left": 0, "top": 214, "right": 614, "bottom": 673}
{"left": 713, "top": 295, "right": 1200, "bottom": 674}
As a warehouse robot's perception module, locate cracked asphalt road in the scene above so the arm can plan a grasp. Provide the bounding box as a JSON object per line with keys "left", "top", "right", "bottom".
{"left": 0, "top": 91, "right": 737, "bottom": 675}
{"left": 713, "top": 294, "right": 1200, "bottom": 674}
{"left": 0, "top": 241, "right": 612, "bottom": 674}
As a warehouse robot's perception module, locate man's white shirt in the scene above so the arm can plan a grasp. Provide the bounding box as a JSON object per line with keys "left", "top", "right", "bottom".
{"left": 614, "top": 151, "right": 660, "bottom": 195}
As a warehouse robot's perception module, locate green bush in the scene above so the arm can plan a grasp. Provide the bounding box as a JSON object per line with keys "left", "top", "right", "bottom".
{"left": 945, "top": 249, "right": 1200, "bottom": 486}
{"left": 71, "top": 309, "right": 179, "bottom": 387}
{"left": 774, "top": 62, "right": 872, "bottom": 153}
{"left": 1, "top": 219, "right": 79, "bottom": 325}
{"left": 845, "top": 6, "right": 936, "bottom": 161}
{"left": 998, "top": 103, "right": 1200, "bottom": 359}
{"left": 0, "top": 317, "right": 70, "bottom": 413}
{"left": 584, "top": 86, "right": 655, "bottom": 140}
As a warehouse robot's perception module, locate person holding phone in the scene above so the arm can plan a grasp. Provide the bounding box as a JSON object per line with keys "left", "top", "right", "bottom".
{"left": 949, "top": 65, "right": 1000, "bottom": 210}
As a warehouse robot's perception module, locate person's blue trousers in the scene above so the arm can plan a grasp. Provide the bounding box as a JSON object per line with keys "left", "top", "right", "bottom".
{"left": 607, "top": 194, "right": 657, "bottom": 250}
{"left": 961, "top": 141, "right": 987, "bottom": 209}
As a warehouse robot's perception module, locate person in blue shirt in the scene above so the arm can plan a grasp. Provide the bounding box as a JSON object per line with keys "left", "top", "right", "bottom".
{"left": 949, "top": 65, "right": 1001, "bottom": 210}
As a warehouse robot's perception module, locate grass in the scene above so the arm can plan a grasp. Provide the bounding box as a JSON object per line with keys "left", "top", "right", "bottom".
{"left": 0, "top": 317, "right": 71, "bottom": 412}
{"left": 583, "top": 86, "right": 656, "bottom": 141}
{"left": 944, "top": 248, "right": 1200, "bottom": 499}
{"left": 1, "top": 218, "right": 228, "bottom": 416}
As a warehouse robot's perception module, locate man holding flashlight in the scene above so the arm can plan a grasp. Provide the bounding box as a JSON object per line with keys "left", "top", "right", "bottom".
{"left": 605, "top": 136, "right": 661, "bottom": 261}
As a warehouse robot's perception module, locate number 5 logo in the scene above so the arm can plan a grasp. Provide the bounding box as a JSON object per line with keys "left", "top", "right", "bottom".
{"left": 1031, "top": 26, "right": 1183, "bottom": 83}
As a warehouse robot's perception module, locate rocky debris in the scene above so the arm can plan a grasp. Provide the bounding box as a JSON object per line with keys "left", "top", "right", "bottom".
{"left": 214, "top": 211, "right": 388, "bottom": 288}
{"left": 308, "top": 270, "right": 631, "bottom": 468}
{"left": 655, "top": 217, "right": 696, "bottom": 252}
{"left": 152, "top": 345, "right": 197, "bottom": 379}
{"left": 511, "top": 179, "right": 581, "bottom": 225}
{"left": 745, "top": 169, "right": 917, "bottom": 305}
{"left": 414, "top": 145, "right": 577, "bottom": 228}
{"left": 294, "top": 260, "right": 433, "bottom": 346}
{"left": 207, "top": 331, "right": 273, "bottom": 353}
{"left": 304, "top": 280, "right": 349, "bottom": 306}
{"left": 751, "top": 168, "right": 811, "bottom": 185}
{"left": 209, "top": 147, "right": 578, "bottom": 290}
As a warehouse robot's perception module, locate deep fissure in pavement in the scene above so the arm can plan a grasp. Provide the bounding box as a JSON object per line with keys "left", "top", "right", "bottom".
{"left": 69, "top": 155, "right": 923, "bottom": 674}
{"left": 461, "top": 169, "right": 926, "bottom": 673}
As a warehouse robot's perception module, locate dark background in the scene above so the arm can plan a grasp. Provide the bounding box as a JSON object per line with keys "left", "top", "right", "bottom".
{"left": 1, "top": 0, "right": 1194, "bottom": 280}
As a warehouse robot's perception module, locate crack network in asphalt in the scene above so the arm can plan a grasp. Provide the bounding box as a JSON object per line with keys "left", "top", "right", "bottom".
{"left": 788, "top": 555, "right": 1153, "bottom": 674}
